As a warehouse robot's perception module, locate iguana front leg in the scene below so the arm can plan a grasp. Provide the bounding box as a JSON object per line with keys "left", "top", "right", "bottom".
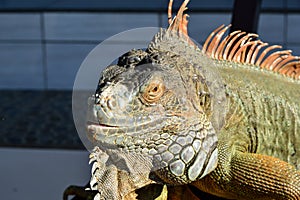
{"left": 193, "top": 142, "right": 300, "bottom": 200}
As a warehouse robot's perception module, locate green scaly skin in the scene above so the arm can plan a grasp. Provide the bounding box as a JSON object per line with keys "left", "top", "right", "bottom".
{"left": 193, "top": 61, "right": 300, "bottom": 199}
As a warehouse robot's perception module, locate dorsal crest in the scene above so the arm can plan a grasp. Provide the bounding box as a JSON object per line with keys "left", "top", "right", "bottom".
{"left": 167, "top": 0, "right": 190, "bottom": 40}
{"left": 152, "top": 0, "right": 300, "bottom": 80}
{"left": 202, "top": 25, "right": 300, "bottom": 80}
{"left": 148, "top": 0, "right": 197, "bottom": 53}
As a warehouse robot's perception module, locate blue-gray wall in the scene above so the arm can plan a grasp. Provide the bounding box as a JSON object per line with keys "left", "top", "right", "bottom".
{"left": 0, "top": 0, "right": 299, "bottom": 90}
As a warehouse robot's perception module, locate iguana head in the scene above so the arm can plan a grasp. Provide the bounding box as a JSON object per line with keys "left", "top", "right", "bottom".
{"left": 86, "top": 0, "right": 225, "bottom": 183}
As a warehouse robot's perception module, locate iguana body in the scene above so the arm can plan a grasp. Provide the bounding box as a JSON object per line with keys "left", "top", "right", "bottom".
{"left": 86, "top": 0, "right": 300, "bottom": 199}
{"left": 191, "top": 56, "right": 300, "bottom": 199}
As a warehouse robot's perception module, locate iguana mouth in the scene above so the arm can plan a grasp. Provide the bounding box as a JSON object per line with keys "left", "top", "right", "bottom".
{"left": 87, "top": 121, "right": 119, "bottom": 129}
{"left": 86, "top": 115, "right": 167, "bottom": 149}
{"left": 86, "top": 121, "right": 127, "bottom": 149}
{"left": 87, "top": 116, "right": 165, "bottom": 135}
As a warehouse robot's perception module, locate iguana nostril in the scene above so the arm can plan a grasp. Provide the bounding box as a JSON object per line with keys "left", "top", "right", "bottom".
{"left": 99, "top": 96, "right": 106, "bottom": 107}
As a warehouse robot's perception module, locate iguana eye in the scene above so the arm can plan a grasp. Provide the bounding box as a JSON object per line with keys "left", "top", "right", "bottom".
{"left": 142, "top": 80, "right": 165, "bottom": 104}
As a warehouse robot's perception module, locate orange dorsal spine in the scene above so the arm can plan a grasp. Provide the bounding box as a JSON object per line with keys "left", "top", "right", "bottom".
{"left": 167, "top": 0, "right": 300, "bottom": 80}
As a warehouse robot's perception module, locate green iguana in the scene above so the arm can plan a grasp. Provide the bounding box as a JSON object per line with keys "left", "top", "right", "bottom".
{"left": 85, "top": 0, "right": 300, "bottom": 199}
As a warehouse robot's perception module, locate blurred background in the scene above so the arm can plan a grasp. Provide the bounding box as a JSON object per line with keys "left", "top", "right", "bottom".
{"left": 0, "top": 0, "right": 299, "bottom": 199}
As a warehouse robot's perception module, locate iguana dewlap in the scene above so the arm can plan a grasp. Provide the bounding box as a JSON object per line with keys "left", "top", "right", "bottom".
{"left": 86, "top": 0, "right": 300, "bottom": 199}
